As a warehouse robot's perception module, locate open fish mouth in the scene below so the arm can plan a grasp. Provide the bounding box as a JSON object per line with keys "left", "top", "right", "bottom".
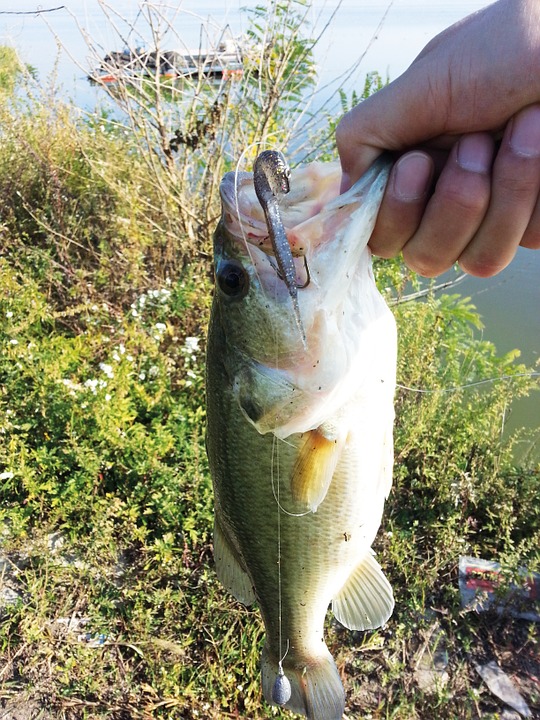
{"left": 219, "top": 158, "right": 342, "bottom": 258}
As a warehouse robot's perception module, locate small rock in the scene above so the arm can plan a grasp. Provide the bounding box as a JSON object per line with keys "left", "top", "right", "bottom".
{"left": 501, "top": 711, "right": 523, "bottom": 720}
{"left": 0, "top": 553, "right": 11, "bottom": 574}
{"left": 47, "top": 531, "right": 65, "bottom": 554}
{"left": 53, "top": 616, "right": 90, "bottom": 633}
{"left": 0, "top": 585, "right": 23, "bottom": 608}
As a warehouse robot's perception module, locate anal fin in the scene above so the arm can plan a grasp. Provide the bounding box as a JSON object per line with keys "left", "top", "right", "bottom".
{"left": 332, "top": 551, "right": 394, "bottom": 630}
{"left": 213, "top": 514, "right": 255, "bottom": 605}
{"left": 290, "top": 425, "right": 346, "bottom": 512}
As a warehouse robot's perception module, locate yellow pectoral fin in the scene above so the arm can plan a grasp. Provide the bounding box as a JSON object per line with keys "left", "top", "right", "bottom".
{"left": 290, "top": 426, "right": 345, "bottom": 512}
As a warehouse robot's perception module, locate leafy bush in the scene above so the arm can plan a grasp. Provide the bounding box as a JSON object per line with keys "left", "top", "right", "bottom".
{"left": 0, "top": 260, "right": 209, "bottom": 544}
{"left": 386, "top": 293, "right": 539, "bottom": 601}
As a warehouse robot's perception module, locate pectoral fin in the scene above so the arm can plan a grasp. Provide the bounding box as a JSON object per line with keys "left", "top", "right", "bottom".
{"left": 332, "top": 551, "right": 394, "bottom": 630}
{"left": 290, "top": 425, "right": 346, "bottom": 512}
{"left": 213, "top": 514, "right": 255, "bottom": 605}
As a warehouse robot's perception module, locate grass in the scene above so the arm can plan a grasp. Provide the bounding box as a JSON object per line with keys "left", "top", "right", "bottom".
{"left": 1, "top": 2, "right": 539, "bottom": 717}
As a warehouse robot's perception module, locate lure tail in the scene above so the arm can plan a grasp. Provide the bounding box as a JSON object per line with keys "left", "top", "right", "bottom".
{"left": 261, "top": 643, "right": 345, "bottom": 720}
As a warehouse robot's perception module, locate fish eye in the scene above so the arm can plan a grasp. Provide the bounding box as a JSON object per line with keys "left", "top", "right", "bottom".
{"left": 217, "top": 261, "right": 249, "bottom": 299}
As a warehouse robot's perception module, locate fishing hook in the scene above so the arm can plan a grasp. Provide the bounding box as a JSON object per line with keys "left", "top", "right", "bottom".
{"left": 268, "top": 253, "right": 311, "bottom": 290}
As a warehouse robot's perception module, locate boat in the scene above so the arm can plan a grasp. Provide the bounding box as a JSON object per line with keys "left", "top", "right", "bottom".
{"left": 90, "top": 37, "right": 244, "bottom": 85}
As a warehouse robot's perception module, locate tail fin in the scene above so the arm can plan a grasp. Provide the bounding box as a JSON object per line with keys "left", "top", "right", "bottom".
{"left": 261, "top": 643, "right": 345, "bottom": 720}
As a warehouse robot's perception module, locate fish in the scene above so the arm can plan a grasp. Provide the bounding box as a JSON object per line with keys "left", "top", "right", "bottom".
{"left": 205, "top": 152, "right": 397, "bottom": 720}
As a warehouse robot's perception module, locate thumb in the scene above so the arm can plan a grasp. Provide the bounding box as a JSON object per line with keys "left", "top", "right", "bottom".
{"left": 336, "top": 93, "right": 388, "bottom": 192}
{"left": 336, "top": 61, "right": 450, "bottom": 191}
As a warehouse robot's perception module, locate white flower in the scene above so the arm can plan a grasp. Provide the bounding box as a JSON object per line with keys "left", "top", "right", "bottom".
{"left": 84, "top": 378, "right": 107, "bottom": 394}
{"left": 99, "top": 363, "right": 114, "bottom": 379}
{"left": 60, "top": 378, "right": 80, "bottom": 393}
{"left": 0, "top": 471, "right": 14, "bottom": 480}
{"left": 184, "top": 336, "right": 200, "bottom": 354}
{"left": 9, "top": 339, "right": 18, "bottom": 345}
{"left": 148, "top": 365, "right": 159, "bottom": 378}
{"left": 6, "top": 311, "right": 13, "bottom": 318}
{"left": 84, "top": 378, "right": 99, "bottom": 393}
{"left": 154, "top": 323, "right": 166, "bottom": 333}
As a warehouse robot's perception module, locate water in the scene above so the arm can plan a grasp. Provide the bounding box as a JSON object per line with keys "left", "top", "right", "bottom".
{"left": 450, "top": 249, "right": 540, "bottom": 461}
{"left": 1, "top": 1, "right": 490, "bottom": 109}
{"left": 1, "top": 0, "right": 538, "bottom": 457}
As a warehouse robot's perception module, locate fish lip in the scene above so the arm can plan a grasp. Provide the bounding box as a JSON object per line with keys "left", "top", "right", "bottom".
{"left": 219, "top": 170, "right": 269, "bottom": 248}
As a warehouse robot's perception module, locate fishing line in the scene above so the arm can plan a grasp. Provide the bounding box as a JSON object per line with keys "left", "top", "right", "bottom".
{"left": 271, "top": 431, "right": 293, "bottom": 706}
{"left": 396, "top": 371, "right": 540, "bottom": 394}
{"left": 275, "top": 434, "right": 284, "bottom": 671}
{"left": 270, "top": 435, "right": 311, "bottom": 519}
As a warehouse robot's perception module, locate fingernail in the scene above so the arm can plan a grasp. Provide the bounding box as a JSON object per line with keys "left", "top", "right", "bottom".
{"left": 391, "top": 152, "right": 432, "bottom": 201}
{"left": 509, "top": 105, "right": 540, "bottom": 157}
{"left": 456, "top": 134, "right": 493, "bottom": 173}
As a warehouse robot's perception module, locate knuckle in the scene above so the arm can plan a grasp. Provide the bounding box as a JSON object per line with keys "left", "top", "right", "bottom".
{"left": 495, "top": 171, "right": 540, "bottom": 204}
{"left": 402, "top": 245, "right": 448, "bottom": 278}
{"left": 436, "top": 179, "right": 488, "bottom": 216}
{"left": 458, "top": 250, "right": 510, "bottom": 278}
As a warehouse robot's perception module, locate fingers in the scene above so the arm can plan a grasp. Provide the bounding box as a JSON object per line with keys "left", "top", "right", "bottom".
{"left": 458, "top": 104, "right": 540, "bottom": 274}
{"left": 368, "top": 104, "right": 540, "bottom": 276}
{"left": 521, "top": 201, "right": 540, "bottom": 249}
{"left": 368, "top": 152, "right": 434, "bottom": 258}
{"left": 370, "top": 135, "right": 495, "bottom": 275}
{"left": 401, "top": 134, "right": 495, "bottom": 276}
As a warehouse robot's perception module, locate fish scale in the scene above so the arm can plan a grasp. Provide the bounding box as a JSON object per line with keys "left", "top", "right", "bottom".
{"left": 206, "top": 155, "right": 396, "bottom": 719}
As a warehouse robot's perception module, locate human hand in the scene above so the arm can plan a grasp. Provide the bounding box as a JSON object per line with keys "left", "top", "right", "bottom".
{"left": 336, "top": 0, "right": 540, "bottom": 277}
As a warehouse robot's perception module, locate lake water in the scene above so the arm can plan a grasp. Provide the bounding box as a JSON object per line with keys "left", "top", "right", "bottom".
{"left": 1, "top": 1, "right": 538, "bottom": 458}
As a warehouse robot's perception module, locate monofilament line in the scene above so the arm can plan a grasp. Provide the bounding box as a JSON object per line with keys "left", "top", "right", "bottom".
{"left": 396, "top": 371, "right": 540, "bottom": 394}
{"left": 271, "top": 435, "right": 292, "bottom": 707}
{"left": 271, "top": 437, "right": 310, "bottom": 518}
{"left": 273, "top": 434, "right": 284, "bottom": 667}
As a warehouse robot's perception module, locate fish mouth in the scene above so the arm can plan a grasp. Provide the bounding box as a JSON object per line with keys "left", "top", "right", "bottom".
{"left": 219, "top": 161, "right": 342, "bottom": 257}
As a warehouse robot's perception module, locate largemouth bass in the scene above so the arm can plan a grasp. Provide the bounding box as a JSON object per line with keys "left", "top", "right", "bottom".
{"left": 206, "top": 153, "right": 396, "bottom": 720}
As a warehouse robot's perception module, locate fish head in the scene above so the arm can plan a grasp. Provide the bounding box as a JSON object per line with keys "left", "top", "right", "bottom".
{"left": 210, "top": 157, "right": 394, "bottom": 436}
